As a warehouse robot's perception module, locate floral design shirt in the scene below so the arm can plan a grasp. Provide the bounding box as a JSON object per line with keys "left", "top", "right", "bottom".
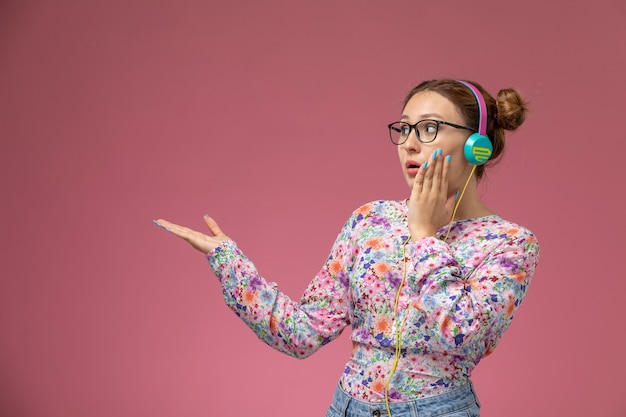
{"left": 207, "top": 200, "right": 540, "bottom": 402}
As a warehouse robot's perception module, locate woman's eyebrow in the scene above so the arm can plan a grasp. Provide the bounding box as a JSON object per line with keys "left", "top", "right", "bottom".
{"left": 401, "top": 112, "right": 444, "bottom": 121}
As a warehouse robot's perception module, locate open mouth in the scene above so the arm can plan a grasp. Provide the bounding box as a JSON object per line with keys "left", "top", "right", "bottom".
{"left": 406, "top": 160, "right": 420, "bottom": 176}
{"left": 406, "top": 160, "right": 420, "bottom": 170}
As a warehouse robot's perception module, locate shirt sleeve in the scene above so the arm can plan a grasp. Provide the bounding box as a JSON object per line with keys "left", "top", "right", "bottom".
{"left": 406, "top": 231, "right": 540, "bottom": 353}
{"left": 206, "top": 217, "right": 355, "bottom": 359}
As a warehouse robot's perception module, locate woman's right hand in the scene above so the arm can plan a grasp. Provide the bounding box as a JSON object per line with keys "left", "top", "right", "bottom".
{"left": 407, "top": 150, "right": 456, "bottom": 241}
{"left": 153, "top": 215, "right": 230, "bottom": 254}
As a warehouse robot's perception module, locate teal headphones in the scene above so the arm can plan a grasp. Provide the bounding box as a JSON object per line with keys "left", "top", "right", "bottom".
{"left": 457, "top": 80, "right": 493, "bottom": 165}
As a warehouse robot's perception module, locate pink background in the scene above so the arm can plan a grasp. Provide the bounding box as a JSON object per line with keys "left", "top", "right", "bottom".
{"left": 1, "top": 1, "right": 625, "bottom": 416}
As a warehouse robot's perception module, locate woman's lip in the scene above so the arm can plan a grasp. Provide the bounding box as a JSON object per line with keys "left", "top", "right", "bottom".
{"left": 405, "top": 160, "right": 420, "bottom": 169}
{"left": 406, "top": 160, "right": 420, "bottom": 176}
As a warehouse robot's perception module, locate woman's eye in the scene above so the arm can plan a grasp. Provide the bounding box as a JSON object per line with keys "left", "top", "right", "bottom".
{"left": 425, "top": 123, "right": 438, "bottom": 134}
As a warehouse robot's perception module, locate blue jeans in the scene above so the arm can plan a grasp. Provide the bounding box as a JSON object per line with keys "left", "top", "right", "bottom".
{"left": 325, "top": 381, "right": 480, "bottom": 417}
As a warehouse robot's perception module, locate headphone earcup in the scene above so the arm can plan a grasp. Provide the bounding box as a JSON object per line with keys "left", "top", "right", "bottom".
{"left": 464, "top": 134, "right": 493, "bottom": 165}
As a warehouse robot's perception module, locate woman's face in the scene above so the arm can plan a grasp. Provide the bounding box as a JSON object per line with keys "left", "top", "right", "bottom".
{"left": 397, "top": 90, "right": 474, "bottom": 194}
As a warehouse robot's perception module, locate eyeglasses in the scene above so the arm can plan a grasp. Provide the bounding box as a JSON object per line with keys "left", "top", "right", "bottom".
{"left": 387, "top": 119, "right": 475, "bottom": 145}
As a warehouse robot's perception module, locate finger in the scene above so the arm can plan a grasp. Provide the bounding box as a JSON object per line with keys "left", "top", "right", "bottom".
{"left": 154, "top": 218, "right": 174, "bottom": 232}
{"left": 155, "top": 219, "right": 195, "bottom": 240}
{"left": 154, "top": 217, "right": 220, "bottom": 253}
{"left": 413, "top": 161, "right": 427, "bottom": 191}
{"left": 420, "top": 150, "right": 439, "bottom": 193}
{"left": 423, "top": 149, "right": 439, "bottom": 183}
{"left": 441, "top": 154, "right": 451, "bottom": 194}
{"left": 154, "top": 218, "right": 181, "bottom": 232}
{"left": 431, "top": 149, "right": 444, "bottom": 188}
{"left": 203, "top": 215, "right": 224, "bottom": 237}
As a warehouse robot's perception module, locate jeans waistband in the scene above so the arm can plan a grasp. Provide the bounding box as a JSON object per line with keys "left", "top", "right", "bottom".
{"left": 330, "top": 381, "right": 480, "bottom": 417}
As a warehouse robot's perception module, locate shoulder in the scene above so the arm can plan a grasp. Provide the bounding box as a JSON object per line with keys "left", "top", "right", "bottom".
{"left": 458, "top": 215, "right": 535, "bottom": 237}
{"left": 453, "top": 215, "right": 539, "bottom": 253}
{"left": 349, "top": 200, "right": 405, "bottom": 220}
{"left": 491, "top": 216, "right": 538, "bottom": 245}
{"left": 338, "top": 200, "right": 405, "bottom": 234}
{"left": 479, "top": 216, "right": 540, "bottom": 259}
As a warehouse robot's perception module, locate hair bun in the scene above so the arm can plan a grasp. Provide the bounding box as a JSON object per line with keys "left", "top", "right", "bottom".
{"left": 496, "top": 88, "right": 528, "bottom": 131}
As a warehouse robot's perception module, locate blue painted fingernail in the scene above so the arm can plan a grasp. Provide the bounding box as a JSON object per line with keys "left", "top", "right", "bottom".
{"left": 153, "top": 220, "right": 171, "bottom": 232}
{"left": 422, "top": 161, "right": 428, "bottom": 169}
{"left": 432, "top": 151, "right": 437, "bottom": 160}
{"left": 445, "top": 155, "right": 451, "bottom": 162}
{"left": 455, "top": 191, "right": 460, "bottom": 200}
{"left": 438, "top": 149, "right": 443, "bottom": 156}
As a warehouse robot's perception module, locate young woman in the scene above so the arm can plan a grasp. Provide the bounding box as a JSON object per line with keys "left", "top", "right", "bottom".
{"left": 154, "top": 78, "right": 540, "bottom": 417}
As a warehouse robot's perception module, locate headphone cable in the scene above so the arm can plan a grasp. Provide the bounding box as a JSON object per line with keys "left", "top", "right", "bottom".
{"left": 384, "top": 165, "right": 476, "bottom": 416}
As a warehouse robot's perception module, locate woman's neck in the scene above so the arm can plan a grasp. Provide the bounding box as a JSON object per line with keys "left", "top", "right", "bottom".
{"left": 454, "top": 198, "right": 494, "bottom": 221}
{"left": 450, "top": 181, "right": 494, "bottom": 221}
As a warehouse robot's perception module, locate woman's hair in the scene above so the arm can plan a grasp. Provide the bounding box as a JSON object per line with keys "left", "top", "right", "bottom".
{"left": 403, "top": 79, "right": 528, "bottom": 179}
